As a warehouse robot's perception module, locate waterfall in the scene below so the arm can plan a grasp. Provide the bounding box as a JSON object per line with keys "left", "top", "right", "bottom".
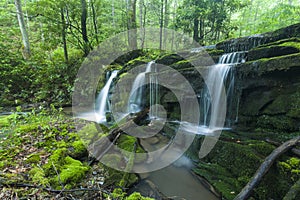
{"left": 95, "top": 70, "right": 119, "bottom": 122}
{"left": 149, "top": 64, "right": 159, "bottom": 118}
{"left": 199, "top": 51, "right": 245, "bottom": 127}
{"left": 128, "top": 61, "right": 155, "bottom": 113}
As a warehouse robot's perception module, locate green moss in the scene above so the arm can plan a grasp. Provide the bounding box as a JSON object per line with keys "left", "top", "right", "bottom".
{"left": 77, "top": 122, "right": 106, "bottom": 146}
{"left": 25, "top": 153, "right": 41, "bottom": 164}
{"left": 70, "top": 140, "right": 88, "bottom": 159}
{"left": 258, "top": 38, "right": 300, "bottom": 49}
{"left": 58, "top": 156, "right": 89, "bottom": 188}
{"left": 193, "top": 162, "right": 240, "bottom": 199}
{"left": 247, "top": 141, "right": 275, "bottom": 156}
{"left": 279, "top": 157, "right": 300, "bottom": 181}
{"left": 287, "top": 91, "right": 300, "bottom": 118}
{"left": 126, "top": 192, "right": 154, "bottom": 200}
{"left": 14, "top": 123, "right": 39, "bottom": 133}
{"left": 257, "top": 115, "right": 297, "bottom": 132}
{"left": 117, "top": 134, "right": 137, "bottom": 152}
{"left": 29, "top": 167, "right": 49, "bottom": 186}
{"left": 206, "top": 49, "right": 224, "bottom": 56}
{"left": 170, "top": 59, "right": 193, "bottom": 70}
{"left": 0, "top": 116, "right": 9, "bottom": 127}
{"left": 43, "top": 148, "right": 68, "bottom": 173}
{"left": 43, "top": 148, "right": 90, "bottom": 189}
{"left": 194, "top": 135, "right": 295, "bottom": 199}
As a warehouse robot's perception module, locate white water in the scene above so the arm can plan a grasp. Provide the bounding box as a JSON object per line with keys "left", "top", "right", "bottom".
{"left": 198, "top": 51, "right": 245, "bottom": 128}
{"left": 95, "top": 70, "right": 119, "bottom": 122}
{"left": 128, "top": 61, "right": 155, "bottom": 113}
{"left": 149, "top": 64, "right": 159, "bottom": 119}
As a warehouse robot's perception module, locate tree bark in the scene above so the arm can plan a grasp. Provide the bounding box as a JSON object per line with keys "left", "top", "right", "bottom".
{"left": 163, "top": 0, "right": 168, "bottom": 49}
{"left": 81, "top": 0, "right": 89, "bottom": 56}
{"left": 193, "top": 18, "right": 199, "bottom": 42}
{"left": 91, "top": 0, "right": 99, "bottom": 44}
{"left": 127, "top": 0, "right": 137, "bottom": 49}
{"left": 89, "top": 109, "right": 149, "bottom": 160}
{"left": 234, "top": 136, "right": 300, "bottom": 200}
{"left": 60, "top": 6, "right": 68, "bottom": 63}
{"left": 159, "top": 0, "right": 164, "bottom": 50}
{"left": 139, "top": 0, "right": 145, "bottom": 48}
{"left": 15, "top": 0, "right": 31, "bottom": 59}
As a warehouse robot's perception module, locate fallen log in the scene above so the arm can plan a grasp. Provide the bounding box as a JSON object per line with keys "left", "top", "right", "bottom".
{"left": 265, "top": 138, "right": 300, "bottom": 157}
{"left": 234, "top": 136, "right": 300, "bottom": 200}
{"left": 88, "top": 109, "right": 149, "bottom": 161}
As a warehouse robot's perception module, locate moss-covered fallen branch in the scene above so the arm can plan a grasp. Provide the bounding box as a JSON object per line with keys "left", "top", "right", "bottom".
{"left": 234, "top": 136, "right": 300, "bottom": 200}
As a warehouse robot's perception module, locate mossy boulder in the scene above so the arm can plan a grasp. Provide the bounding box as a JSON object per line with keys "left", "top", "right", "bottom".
{"left": 58, "top": 156, "right": 89, "bottom": 188}
{"left": 42, "top": 148, "right": 90, "bottom": 189}
{"left": 156, "top": 53, "right": 184, "bottom": 65}
{"left": 194, "top": 136, "right": 293, "bottom": 199}
{"left": 216, "top": 23, "right": 300, "bottom": 52}
{"left": 248, "top": 38, "right": 300, "bottom": 61}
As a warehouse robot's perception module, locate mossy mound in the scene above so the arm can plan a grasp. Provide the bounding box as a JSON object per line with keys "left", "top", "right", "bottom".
{"left": 0, "top": 115, "right": 9, "bottom": 127}
{"left": 193, "top": 132, "right": 298, "bottom": 199}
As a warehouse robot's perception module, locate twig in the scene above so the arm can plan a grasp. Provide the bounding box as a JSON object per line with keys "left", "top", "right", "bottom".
{"left": 265, "top": 138, "right": 300, "bottom": 157}
{"left": 51, "top": 161, "right": 64, "bottom": 189}
{"left": 0, "top": 182, "right": 110, "bottom": 194}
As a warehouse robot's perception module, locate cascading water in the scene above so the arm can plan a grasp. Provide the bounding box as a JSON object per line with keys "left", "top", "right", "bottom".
{"left": 149, "top": 64, "right": 159, "bottom": 118}
{"left": 95, "top": 70, "right": 119, "bottom": 122}
{"left": 128, "top": 61, "right": 155, "bottom": 113}
{"left": 199, "top": 51, "right": 246, "bottom": 127}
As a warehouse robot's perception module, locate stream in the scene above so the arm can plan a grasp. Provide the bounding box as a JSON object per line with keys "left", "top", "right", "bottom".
{"left": 133, "top": 132, "right": 220, "bottom": 200}
{"left": 139, "top": 159, "right": 219, "bottom": 200}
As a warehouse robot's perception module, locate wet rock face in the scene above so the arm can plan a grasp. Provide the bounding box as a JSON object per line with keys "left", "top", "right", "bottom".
{"left": 234, "top": 40, "right": 300, "bottom": 131}
{"left": 216, "top": 23, "right": 300, "bottom": 53}
{"left": 247, "top": 38, "right": 300, "bottom": 61}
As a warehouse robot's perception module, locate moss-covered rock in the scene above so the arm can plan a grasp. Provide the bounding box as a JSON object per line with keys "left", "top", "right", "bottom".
{"left": 58, "top": 156, "right": 90, "bottom": 188}
{"left": 193, "top": 136, "right": 293, "bottom": 199}
{"left": 248, "top": 38, "right": 300, "bottom": 61}
{"left": 216, "top": 23, "right": 300, "bottom": 52}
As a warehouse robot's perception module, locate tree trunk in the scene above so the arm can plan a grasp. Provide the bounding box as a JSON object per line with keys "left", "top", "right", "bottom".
{"left": 159, "top": 0, "right": 164, "bottom": 50}
{"left": 139, "top": 0, "right": 144, "bottom": 48}
{"left": 15, "top": 0, "right": 31, "bottom": 59}
{"left": 112, "top": 0, "right": 116, "bottom": 29}
{"left": 127, "top": 0, "right": 137, "bottom": 49}
{"left": 234, "top": 136, "right": 300, "bottom": 200}
{"left": 91, "top": 0, "right": 99, "bottom": 44}
{"left": 193, "top": 18, "right": 199, "bottom": 42}
{"left": 60, "top": 7, "right": 68, "bottom": 63}
{"left": 163, "top": 0, "right": 168, "bottom": 49}
{"left": 81, "top": 0, "right": 89, "bottom": 56}
{"left": 199, "top": 18, "right": 204, "bottom": 44}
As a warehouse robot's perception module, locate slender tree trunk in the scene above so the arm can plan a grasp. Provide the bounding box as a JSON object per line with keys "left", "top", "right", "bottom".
{"left": 81, "top": 0, "right": 89, "bottom": 56}
{"left": 139, "top": 0, "right": 145, "bottom": 48}
{"left": 91, "top": 0, "right": 99, "bottom": 44}
{"left": 15, "top": 0, "right": 31, "bottom": 59}
{"left": 163, "top": 0, "right": 168, "bottom": 49}
{"left": 60, "top": 6, "right": 68, "bottom": 63}
{"left": 127, "top": 0, "right": 137, "bottom": 49}
{"left": 112, "top": 0, "right": 116, "bottom": 29}
{"left": 171, "top": 0, "right": 177, "bottom": 50}
{"left": 159, "top": 0, "right": 164, "bottom": 50}
{"left": 200, "top": 18, "right": 204, "bottom": 42}
{"left": 193, "top": 18, "right": 199, "bottom": 42}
